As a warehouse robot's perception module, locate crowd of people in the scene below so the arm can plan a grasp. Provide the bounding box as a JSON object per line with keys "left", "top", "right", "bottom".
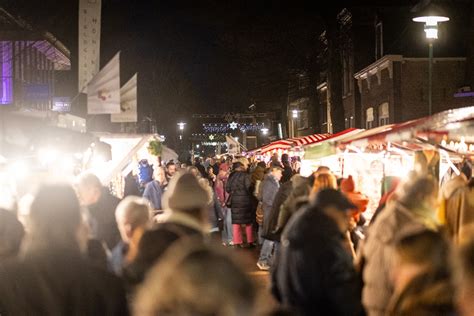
{"left": 0, "top": 153, "right": 474, "bottom": 316}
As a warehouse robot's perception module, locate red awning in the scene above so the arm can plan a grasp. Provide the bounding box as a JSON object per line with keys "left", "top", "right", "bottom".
{"left": 252, "top": 128, "right": 359, "bottom": 154}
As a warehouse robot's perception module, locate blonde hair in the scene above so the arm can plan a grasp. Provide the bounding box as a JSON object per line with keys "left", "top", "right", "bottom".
{"left": 198, "top": 178, "right": 213, "bottom": 206}
{"left": 133, "top": 239, "right": 256, "bottom": 316}
{"left": 311, "top": 173, "right": 337, "bottom": 196}
{"left": 115, "top": 196, "right": 151, "bottom": 230}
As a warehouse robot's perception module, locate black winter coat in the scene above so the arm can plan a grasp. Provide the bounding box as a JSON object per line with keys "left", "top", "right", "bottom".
{"left": 88, "top": 188, "right": 121, "bottom": 250}
{"left": 226, "top": 171, "right": 254, "bottom": 224}
{"left": 272, "top": 205, "right": 363, "bottom": 316}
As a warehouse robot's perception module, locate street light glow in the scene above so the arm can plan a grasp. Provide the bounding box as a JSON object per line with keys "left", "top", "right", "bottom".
{"left": 413, "top": 15, "right": 449, "bottom": 40}
{"left": 177, "top": 122, "right": 186, "bottom": 130}
{"left": 261, "top": 127, "right": 269, "bottom": 135}
{"left": 292, "top": 109, "right": 298, "bottom": 118}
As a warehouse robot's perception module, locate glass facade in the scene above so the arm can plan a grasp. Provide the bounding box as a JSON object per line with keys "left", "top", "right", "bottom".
{"left": 0, "top": 41, "right": 13, "bottom": 104}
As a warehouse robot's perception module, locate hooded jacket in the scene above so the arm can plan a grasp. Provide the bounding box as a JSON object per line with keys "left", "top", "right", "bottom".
{"left": 362, "top": 202, "right": 434, "bottom": 316}
{"left": 226, "top": 171, "right": 254, "bottom": 224}
{"left": 273, "top": 205, "right": 363, "bottom": 316}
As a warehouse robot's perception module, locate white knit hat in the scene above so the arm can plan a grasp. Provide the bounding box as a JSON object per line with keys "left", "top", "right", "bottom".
{"left": 162, "top": 171, "right": 210, "bottom": 211}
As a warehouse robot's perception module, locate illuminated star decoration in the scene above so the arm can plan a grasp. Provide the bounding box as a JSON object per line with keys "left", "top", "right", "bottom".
{"left": 229, "top": 121, "right": 238, "bottom": 130}
{"left": 209, "top": 134, "right": 215, "bottom": 140}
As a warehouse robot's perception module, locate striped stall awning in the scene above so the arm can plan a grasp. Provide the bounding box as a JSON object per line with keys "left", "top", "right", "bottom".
{"left": 287, "top": 133, "right": 332, "bottom": 146}
{"left": 252, "top": 129, "right": 359, "bottom": 155}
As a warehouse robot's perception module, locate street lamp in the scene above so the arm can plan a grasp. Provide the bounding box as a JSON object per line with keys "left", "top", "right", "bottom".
{"left": 292, "top": 109, "right": 298, "bottom": 119}
{"left": 261, "top": 127, "right": 269, "bottom": 135}
{"left": 177, "top": 122, "right": 186, "bottom": 131}
{"left": 413, "top": 5, "right": 449, "bottom": 116}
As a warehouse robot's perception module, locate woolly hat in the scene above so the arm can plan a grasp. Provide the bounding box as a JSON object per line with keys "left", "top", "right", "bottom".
{"left": 162, "top": 172, "right": 210, "bottom": 211}
{"left": 340, "top": 175, "right": 355, "bottom": 193}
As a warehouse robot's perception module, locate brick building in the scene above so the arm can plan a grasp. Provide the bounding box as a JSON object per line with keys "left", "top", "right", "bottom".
{"left": 355, "top": 55, "right": 473, "bottom": 128}
{"left": 315, "top": 2, "right": 473, "bottom": 132}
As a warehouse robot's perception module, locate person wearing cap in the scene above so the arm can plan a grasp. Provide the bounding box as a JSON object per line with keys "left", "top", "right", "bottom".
{"left": 272, "top": 188, "right": 363, "bottom": 316}
{"left": 122, "top": 171, "right": 211, "bottom": 287}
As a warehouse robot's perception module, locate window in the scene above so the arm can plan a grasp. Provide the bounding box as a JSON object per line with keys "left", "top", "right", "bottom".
{"left": 378, "top": 102, "right": 389, "bottom": 126}
{"left": 366, "top": 107, "right": 374, "bottom": 129}
{"left": 0, "top": 41, "right": 13, "bottom": 104}
{"left": 375, "top": 21, "right": 383, "bottom": 60}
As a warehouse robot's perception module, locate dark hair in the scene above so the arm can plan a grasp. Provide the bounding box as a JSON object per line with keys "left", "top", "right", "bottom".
{"left": 281, "top": 153, "right": 289, "bottom": 162}
{"left": 29, "top": 184, "right": 82, "bottom": 250}
{"left": 232, "top": 162, "right": 244, "bottom": 170}
{"left": 166, "top": 161, "right": 176, "bottom": 168}
{"left": 257, "top": 161, "right": 266, "bottom": 169}
{"left": 0, "top": 209, "right": 25, "bottom": 259}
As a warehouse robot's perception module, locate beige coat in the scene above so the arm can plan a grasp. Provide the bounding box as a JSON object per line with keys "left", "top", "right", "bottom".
{"left": 361, "top": 202, "right": 429, "bottom": 316}
{"left": 443, "top": 178, "right": 474, "bottom": 244}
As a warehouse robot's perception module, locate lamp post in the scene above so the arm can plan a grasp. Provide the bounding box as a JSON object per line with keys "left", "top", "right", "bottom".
{"left": 292, "top": 109, "right": 299, "bottom": 138}
{"left": 413, "top": 7, "right": 449, "bottom": 116}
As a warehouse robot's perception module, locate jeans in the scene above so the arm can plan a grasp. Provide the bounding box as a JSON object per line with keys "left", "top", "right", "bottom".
{"left": 258, "top": 224, "right": 264, "bottom": 245}
{"left": 221, "top": 207, "right": 233, "bottom": 244}
{"left": 258, "top": 239, "right": 275, "bottom": 265}
{"left": 232, "top": 224, "right": 255, "bottom": 245}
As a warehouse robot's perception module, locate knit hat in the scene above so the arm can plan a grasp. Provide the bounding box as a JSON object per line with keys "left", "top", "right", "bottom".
{"left": 340, "top": 175, "right": 355, "bottom": 193}
{"left": 162, "top": 172, "right": 210, "bottom": 211}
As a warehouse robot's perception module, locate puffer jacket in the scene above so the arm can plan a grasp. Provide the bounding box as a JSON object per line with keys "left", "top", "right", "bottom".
{"left": 362, "top": 202, "right": 433, "bottom": 316}
{"left": 226, "top": 171, "right": 254, "bottom": 224}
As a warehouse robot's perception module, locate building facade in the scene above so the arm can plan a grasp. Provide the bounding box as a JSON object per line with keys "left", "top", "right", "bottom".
{"left": 0, "top": 8, "right": 70, "bottom": 111}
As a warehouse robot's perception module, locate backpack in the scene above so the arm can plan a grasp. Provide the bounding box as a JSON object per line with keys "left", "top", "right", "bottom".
{"left": 138, "top": 159, "right": 154, "bottom": 186}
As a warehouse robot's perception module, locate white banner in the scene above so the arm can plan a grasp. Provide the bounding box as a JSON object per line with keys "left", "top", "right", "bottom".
{"left": 111, "top": 73, "right": 137, "bottom": 122}
{"left": 87, "top": 52, "right": 121, "bottom": 114}
{"left": 78, "top": 0, "right": 101, "bottom": 93}
{"left": 226, "top": 135, "right": 241, "bottom": 155}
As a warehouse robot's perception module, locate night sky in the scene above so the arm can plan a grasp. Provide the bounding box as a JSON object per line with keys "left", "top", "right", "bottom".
{"left": 2, "top": 0, "right": 438, "bottom": 138}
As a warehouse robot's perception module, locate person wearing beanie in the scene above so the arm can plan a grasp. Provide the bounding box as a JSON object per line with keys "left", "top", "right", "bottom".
{"left": 340, "top": 176, "right": 369, "bottom": 221}
{"left": 340, "top": 175, "right": 369, "bottom": 250}
{"left": 123, "top": 171, "right": 211, "bottom": 288}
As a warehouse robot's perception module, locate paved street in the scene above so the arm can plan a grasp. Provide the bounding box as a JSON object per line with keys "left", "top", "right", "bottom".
{"left": 229, "top": 246, "right": 278, "bottom": 315}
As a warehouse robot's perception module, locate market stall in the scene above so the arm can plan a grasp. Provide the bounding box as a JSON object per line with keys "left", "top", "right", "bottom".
{"left": 302, "top": 106, "right": 474, "bottom": 216}
{"left": 248, "top": 128, "right": 359, "bottom": 162}
{"left": 87, "top": 133, "right": 176, "bottom": 198}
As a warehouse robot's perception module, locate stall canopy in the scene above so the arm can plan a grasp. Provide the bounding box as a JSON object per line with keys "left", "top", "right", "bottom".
{"left": 252, "top": 128, "right": 359, "bottom": 155}
{"left": 338, "top": 106, "right": 474, "bottom": 156}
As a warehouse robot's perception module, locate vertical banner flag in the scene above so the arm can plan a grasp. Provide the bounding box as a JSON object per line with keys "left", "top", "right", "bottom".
{"left": 87, "top": 52, "right": 121, "bottom": 114}
{"left": 79, "top": 0, "right": 101, "bottom": 93}
{"left": 111, "top": 73, "right": 138, "bottom": 122}
{"left": 226, "top": 135, "right": 241, "bottom": 155}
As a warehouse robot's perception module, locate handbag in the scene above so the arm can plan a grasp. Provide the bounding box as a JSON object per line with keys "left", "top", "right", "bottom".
{"left": 256, "top": 202, "right": 264, "bottom": 225}
{"left": 225, "top": 192, "right": 232, "bottom": 208}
